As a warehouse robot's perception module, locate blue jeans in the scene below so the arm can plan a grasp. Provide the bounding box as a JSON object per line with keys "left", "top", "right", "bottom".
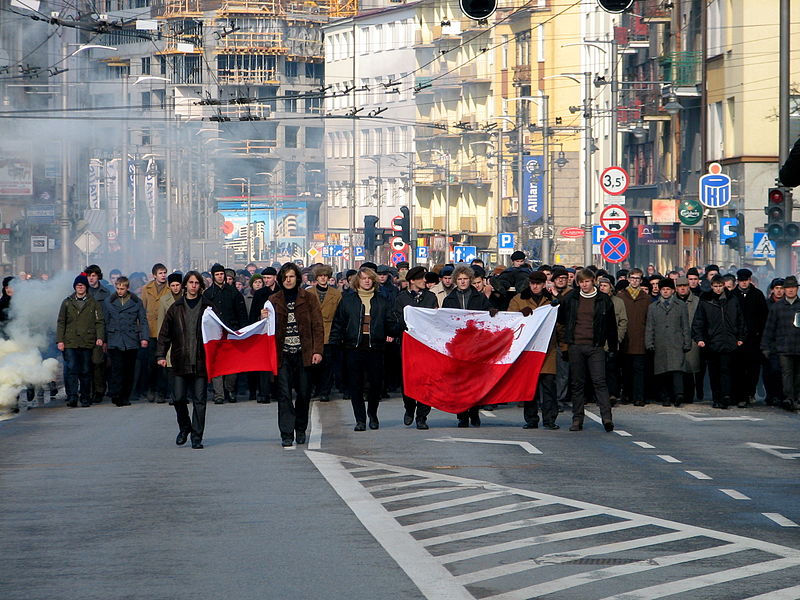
{"left": 63, "top": 348, "right": 92, "bottom": 404}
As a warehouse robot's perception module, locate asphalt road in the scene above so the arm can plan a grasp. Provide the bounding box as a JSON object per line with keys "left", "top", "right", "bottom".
{"left": 2, "top": 395, "right": 799, "bottom": 599}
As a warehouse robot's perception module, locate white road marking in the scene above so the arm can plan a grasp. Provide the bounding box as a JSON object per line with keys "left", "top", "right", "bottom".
{"left": 479, "top": 410, "right": 497, "bottom": 418}
{"left": 741, "top": 583, "right": 800, "bottom": 599}
{"left": 308, "top": 400, "right": 322, "bottom": 450}
{"left": 633, "top": 441, "right": 655, "bottom": 449}
{"left": 746, "top": 442, "right": 800, "bottom": 460}
{"left": 658, "top": 411, "right": 763, "bottom": 422}
{"left": 309, "top": 453, "right": 800, "bottom": 600}
{"left": 763, "top": 513, "right": 800, "bottom": 527}
{"left": 427, "top": 436, "right": 541, "bottom": 455}
{"left": 657, "top": 454, "right": 681, "bottom": 463}
{"left": 614, "top": 430, "right": 632, "bottom": 437}
{"left": 685, "top": 470, "right": 712, "bottom": 480}
{"left": 719, "top": 488, "right": 751, "bottom": 500}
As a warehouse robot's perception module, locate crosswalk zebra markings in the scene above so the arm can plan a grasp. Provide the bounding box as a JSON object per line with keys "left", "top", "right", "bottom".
{"left": 719, "top": 488, "right": 751, "bottom": 500}
{"left": 657, "top": 454, "right": 681, "bottom": 463}
{"left": 633, "top": 441, "right": 655, "bottom": 449}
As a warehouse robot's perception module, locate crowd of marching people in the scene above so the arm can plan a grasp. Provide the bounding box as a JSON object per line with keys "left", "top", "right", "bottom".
{"left": 4, "top": 251, "right": 798, "bottom": 448}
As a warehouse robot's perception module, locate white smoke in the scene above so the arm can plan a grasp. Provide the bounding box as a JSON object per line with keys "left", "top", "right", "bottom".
{"left": 0, "top": 272, "right": 75, "bottom": 412}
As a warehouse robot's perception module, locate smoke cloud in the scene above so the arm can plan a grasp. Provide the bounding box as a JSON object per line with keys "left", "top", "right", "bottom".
{"left": 0, "top": 272, "right": 73, "bottom": 412}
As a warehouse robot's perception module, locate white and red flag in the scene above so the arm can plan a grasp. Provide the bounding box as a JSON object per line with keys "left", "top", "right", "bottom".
{"left": 402, "top": 305, "right": 558, "bottom": 414}
{"left": 202, "top": 304, "right": 278, "bottom": 379}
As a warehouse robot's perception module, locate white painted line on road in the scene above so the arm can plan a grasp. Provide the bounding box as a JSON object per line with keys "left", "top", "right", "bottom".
{"left": 358, "top": 472, "right": 417, "bottom": 483}
{"left": 305, "top": 451, "right": 474, "bottom": 600}
{"left": 763, "top": 513, "right": 800, "bottom": 527}
{"left": 366, "top": 478, "right": 450, "bottom": 493}
{"left": 308, "top": 400, "right": 322, "bottom": 450}
{"left": 483, "top": 543, "right": 745, "bottom": 600}
{"left": 404, "top": 499, "right": 550, "bottom": 533}
{"left": 746, "top": 442, "right": 800, "bottom": 460}
{"left": 584, "top": 410, "right": 602, "bottom": 423}
{"left": 614, "top": 430, "right": 632, "bottom": 437}
{"left": 741, "top": 583, "right": 800, "bottom": 599}
{"left": 657, "top": 454, "right": 681, "bottom": 463}
{"left": 685, "top": 470, "right": 712, "bottom": 480}
{"left": 389, "top": 491, "right": 506, "bottom": 517}
{"left": 595, "top": 558, "right": 799, "bottom": 600}
{"left": 719, "top": 489, "right": 751, "bottom": 500}
{"left": 659, "top": 411, "right": 763, "bottom": 422}
{"left": 428, "top": 436, "right": 542, "bottom": 455}
{"left": 454, "top": 530, "right": 695, "bottom": 585}
{"left": 633, "top": 441, "right": 655, "bottom": 449}
{"left": 479, "top": 410, "right": 497, "bottom": 418}
{"left": 379, "top": 486, "right": 467, "bottom": 502}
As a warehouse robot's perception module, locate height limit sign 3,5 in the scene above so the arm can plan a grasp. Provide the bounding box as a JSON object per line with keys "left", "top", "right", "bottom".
{"left": 600, "top": 166, "right": 629, "bottom": 196}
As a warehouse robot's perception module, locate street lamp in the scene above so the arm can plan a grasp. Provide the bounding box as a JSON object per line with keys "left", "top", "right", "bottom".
{"left": 231, "top": 177, "right": 252, "bottom": 262}
{"left": 429, "top": 149, "right": 451, "bottom": 262}
{"left": 663, "top": 93, "right": 683, "bottom": 116}
{"left": 256, "top": 172, "right": 276, "bottom": 264}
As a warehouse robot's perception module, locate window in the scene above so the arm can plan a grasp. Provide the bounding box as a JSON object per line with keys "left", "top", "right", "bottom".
{"left": 285, "top": 126, "right": 299, "bottom": 148}
{"left": 285, "top": 90, "right": 298, "bottom": 112}
{"left": 375, "top": 25, "right": 383, "bottom": 51}
{"left": 501, "top": 35, "right": 509, "bottom": 69}
{"left": 285, "top": 61, "right": 298, "bottom": 77}
{"left": 159, "top": 56, "right": 167, "bottom": 76}
{"left": 707, "top": 0, "right": 727, "bottom": 58}
{"left": 141, "top": 91, "right": 151, "bottom": 109}
{"left": 306, "top": 127, "right": 323, "bottom": 149}
{"left": 141, "top": 56, "right": 150, "bottom": 75}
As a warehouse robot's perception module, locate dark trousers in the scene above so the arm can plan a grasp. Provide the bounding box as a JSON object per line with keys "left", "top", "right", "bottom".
{"left": 347, "top": 343, "right": 384, "bottom": 424}
{"left": 63, "top": 348, "right": 92, "bottom": 404}
{"left": 313, "top": 343, "right": 337, "bottom": 398}
{"left": 140, "top": 338, "right": 167, "bottom": 398}
{"left": 622, "top": 353, "right": 646, "bottom": 404}
{"left": 173, "top": 374, "right": 207, "bottom": 444}
{"left": 212, "top": 374, "right": 237, "bottom": 401}
{"left": 706, "top": 350, "right": 733, "bottom": 405}
{"left": 569, "top": 344, "right": 612, "bottom": 424}
{"left": 403, "top": 396, "right": 431, "bottom": 421}
{"left": 91, "top": 344, "right": 106, "bottom": 399}
{"left": 556, "top": 350, "right": 570, "bottom": 404}
{"left": 658, "top": 371, "right": 684, "bottom": 404}
{"left": 277, "top": 352, "right": 311, "bottom": 442}
{"left": 734, "top": 341, "right": 762, "bottom": 401}
{"left": 605, "top": 351, "right": 622, "bottom": 399}
{"left": 108, "top": 348, "right": 138, "bottom": 403}
{"left": 247, "top": 372, "right": 272, "bottom": 399}
{"left": 525, "top": 373, "right": 558, "bottom": 426}
{"left": 695, "top": 354, "right": 708, "bottom": 401}
{"left": 457, "top": 406, "right": 480, "bottom": 424}
{"left": 763, "top": 353, "right": 784, "bottom": 403}
{"left": 779, "top": 355, "right": 800, "bottom": 401}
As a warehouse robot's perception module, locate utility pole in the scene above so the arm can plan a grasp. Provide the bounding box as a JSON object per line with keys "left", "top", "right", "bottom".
{"left": 541, "top": 95, "right": 551, "bottom": 264}
{"left": 60, "top": 42, "right": 70, "bottom": 271}
{"left": 516, "top": 108, "right": 524, "bottom": 250}
{"left": 496, "top": 124, "right": 504, "bottom": 253}
{"left": 583, "top": 72, "right": 593, "bottom": 267}
{"left": 777, "top": 0, "right": 792, "bottom": 274}
{"left": 610, "top": 38, "right": 619, "bottom": 168}
{"left": 445, "top": 156, "right": 451, "bottom": 263}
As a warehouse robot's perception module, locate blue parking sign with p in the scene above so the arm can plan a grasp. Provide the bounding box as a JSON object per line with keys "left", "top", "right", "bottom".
{"left": 498, "top": 233, "right": 515, "bottom": 249}
{"left": 416, "top": 246, "right": 428, "bottom": 260}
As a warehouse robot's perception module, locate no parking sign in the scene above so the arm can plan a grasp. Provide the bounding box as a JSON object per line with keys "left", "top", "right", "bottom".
{"left": 600, "top": 234, "right": 630, "bottom": 263}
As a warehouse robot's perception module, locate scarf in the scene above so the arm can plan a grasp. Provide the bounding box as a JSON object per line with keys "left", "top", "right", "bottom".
{"left": 357, "top": 288, "right": 374, "bottom": 315}
{"left": 628, "top": 286, "right": 640, "bottom": 299}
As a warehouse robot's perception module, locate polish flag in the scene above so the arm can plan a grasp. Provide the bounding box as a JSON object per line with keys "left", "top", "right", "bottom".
{"left": 202, "top": 305, "right": 278, "bottom": 379}
{"left": 402, "top": 305, "right": 558, "bottom": 414}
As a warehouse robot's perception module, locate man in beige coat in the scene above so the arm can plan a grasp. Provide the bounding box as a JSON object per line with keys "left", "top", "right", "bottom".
{"left": 140, "top": 263, "right": 171, "bottom": 402}
{"left": 311, "top": 264, "right": 342, "bottom": 402}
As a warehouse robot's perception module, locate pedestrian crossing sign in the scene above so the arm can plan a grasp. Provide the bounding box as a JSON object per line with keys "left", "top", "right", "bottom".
{"left": 752, "top": 232, "right": 776, "bottom": 258}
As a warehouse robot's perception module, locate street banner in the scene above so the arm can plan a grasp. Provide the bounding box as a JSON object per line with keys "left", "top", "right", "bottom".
{"left": 522, "top": 155, "right": 544, "bottom": 223}
{"left": 402, "top": 305, "right": 557, "bottom": 413}
{"left": 202, "top": 305, "right": 277, "bottom": 379}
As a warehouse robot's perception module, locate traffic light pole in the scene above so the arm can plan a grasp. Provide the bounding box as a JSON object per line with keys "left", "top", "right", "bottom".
{"left": 777, "top": 0, "right": 792, "bottom": 274}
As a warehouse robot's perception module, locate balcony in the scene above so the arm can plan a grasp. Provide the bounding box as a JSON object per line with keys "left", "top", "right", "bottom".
{"left": 459, "top": 63, "right": 491, "bottom": 85}
{"left": 660, "top": 51, "right": 702, "bottom": 87}
{"left": 512, "top": 64, "right": 531, "bottom": 84}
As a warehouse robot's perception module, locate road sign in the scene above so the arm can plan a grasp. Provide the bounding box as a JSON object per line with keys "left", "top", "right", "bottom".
{"left": 30, "top": 235, "right": 47, "bottom": 253}
{"left": 600, "top": 166, "right": 629, "bottom": 196}
{"left": 307, "top": 247, "right": 320, "bottom": 260}
{"left": 391, "top": 251, "right": 407, "bottom": 265}
{"left": 752, "top": 232, "right": 776, "bottom": 258}
{"left": 600, "top": 234, "right": 629, "bottom": 263}
{"left": 74, "top": 231, "right": 101, "bottom": 254}
{"left": 390, "top": 215, "right": 403, "bottom": 232}
{"left": 719, "top": 217, "right": 739, "bottom": 244}
{"left": 341, "top": 246, "right": 350, "bottom": 259}
{"left": 453, "top": 246, "right": 477, "bottom": 263}
{"left": 416, "top": 246, "right": 428, "bottom": 260}
{"left": 699, "top": 162, "right": 731, "bottom": 208}
{"left": 353, "top": 246, "right": 365, "bottom": 261}
{"left": 679, "top": 198, "right": 703, "bottom": 226}
{"left": 599, "top": 204, "right": 629, "bottom": 234}
{"left": 498, "top": 232, "right": 515, "bottom": 249}
{"left": 592, "top": 225, "right": 609, "bottom": 245}
{"left": 390, "top": 236, "right": 407, "bottom": 252}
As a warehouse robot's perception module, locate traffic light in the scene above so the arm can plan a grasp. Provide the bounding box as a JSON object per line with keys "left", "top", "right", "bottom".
{"left": 364, "top": 215, "right": 382, "bottom": 255}
{"left": 597, "top": 0, "right": 634, "bottom": 13}
{"left": 724, "top": 212, "right": 745, "bottom": 253}
{"left": 765, "top": 187, "right": 799, "bottom": 243}
{"left": 459, "top": 0, "right": 496, "bottom": 21}
{"left": 398, "top": 206, "right": 410, "bottom": 244}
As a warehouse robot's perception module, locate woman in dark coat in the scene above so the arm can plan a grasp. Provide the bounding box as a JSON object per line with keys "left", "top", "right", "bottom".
{"left": 442, "top": 265, "right": 492, "bottom": 427}
{"left": 157, "top": 272, "right": 214, "bottom": 449}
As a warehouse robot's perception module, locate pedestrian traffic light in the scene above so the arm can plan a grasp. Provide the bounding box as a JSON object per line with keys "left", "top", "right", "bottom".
{"left": 398, "top": 206, "right": 410, "bottom": 244}
{"left": 765, "top": 187, "right": 797, "bottom": 243}
{"left": 724, "top": 212, "right": 745, "bottom": 253}
{"left": 596, "top": 0, "right": 634, "bottom": 13}
{"left": 459, "top": 0, "right": 496, "bottom": 21}
{"left": 364, "top": 215, "right": 382, "bottom": 255}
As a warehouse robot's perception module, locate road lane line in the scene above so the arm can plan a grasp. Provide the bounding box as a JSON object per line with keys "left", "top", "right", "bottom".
{"left": 633, "top": 441, "right": 655, "bottom": 448}
{"left": 308, "top": 400, "right": 322, "bottom": 450}
{"left": 379, "top": 487, "right": 468, "bottom": 502}
{"left": 421, "top": 509, "right": 598, "bottom": 546}
{"left": 763, "top": 513, "right": 800, "bottom": 527}
{"left": 685, "top": 470, "right": 712, "bottom": 480}
{"left": 719, "top": 489, "right": 751, "bottom": 500}
{"left": 389, "top": 491, "right": 506, "bottom": 517}
{"left": 479, "top": 410, "right": 497, "bottom": 418}
{"left": 482, "top": 543, "right": 745, "bottom": 600}
{"left": 357, "top": 472, "right": 419, "bottom": 483}
{"left": 740, "top": 584, "right": 800, "bottom": 599}
{"left": 596, "top": 558, "right": 799, "bottom": 600}
{"left": 305, "top": 451, "right": 474, "bottom": 600}
{"left": 453, "top": 530, "right": 696, "bottom": 585}
{"left": 657, "top": 454, "right": 681, "bottom": 463}
{"left": 614, "top": 430, "right": 632, "bottom": 436}
{"left": 404, "top": 499, "right": 550, "bottom": 532}
{"left": 366, "top": 478, "right": 448, "bottom": 493}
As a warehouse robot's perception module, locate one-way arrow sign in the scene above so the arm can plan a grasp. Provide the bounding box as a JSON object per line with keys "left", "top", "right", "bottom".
{"left": 745, "top": 442, "right": 800, "bottom": 460}
{"left": 429, "top": 437, "right": 541, "bottom": 455}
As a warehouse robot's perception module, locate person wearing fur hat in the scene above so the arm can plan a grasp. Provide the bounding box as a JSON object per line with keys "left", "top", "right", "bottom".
{"left": 645, "top": 277, "right": 691, "bottom": 407}
{"left": 56, "top": 274, "right": 105, "bottom": 408}
{"left": 508, "top": 271, "right": 560, "bottom": 430}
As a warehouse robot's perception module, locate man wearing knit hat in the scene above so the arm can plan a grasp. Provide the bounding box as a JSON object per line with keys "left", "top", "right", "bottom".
{"left": 56, "top": 274, "right": 105, "bottom": 408}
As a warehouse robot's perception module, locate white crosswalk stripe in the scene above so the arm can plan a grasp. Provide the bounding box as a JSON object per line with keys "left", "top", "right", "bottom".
{"left": 307, "top": 451, "right": 800, "bottom": 600}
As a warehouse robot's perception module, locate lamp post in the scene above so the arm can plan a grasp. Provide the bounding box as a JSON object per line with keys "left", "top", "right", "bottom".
{"left": 430, "top": 149, "right": 451, "bottom": 262}
{"left": 232, "top": 177, "right": 252, "bottom": 262}
{"left": 256, "top": 172, "right": 274, "bottom": 263}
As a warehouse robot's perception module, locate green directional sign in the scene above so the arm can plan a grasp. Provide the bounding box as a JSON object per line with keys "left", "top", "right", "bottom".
{"left": 679, "top": 198, "right": 703, "bottom": 226}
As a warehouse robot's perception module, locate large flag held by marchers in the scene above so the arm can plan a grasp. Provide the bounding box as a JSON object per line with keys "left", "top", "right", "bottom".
{"left": 202, "top": 304, "right": 278, "bottom": 379}
{"left": 402, "top": 305, "right": 558, "bottom": 414}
